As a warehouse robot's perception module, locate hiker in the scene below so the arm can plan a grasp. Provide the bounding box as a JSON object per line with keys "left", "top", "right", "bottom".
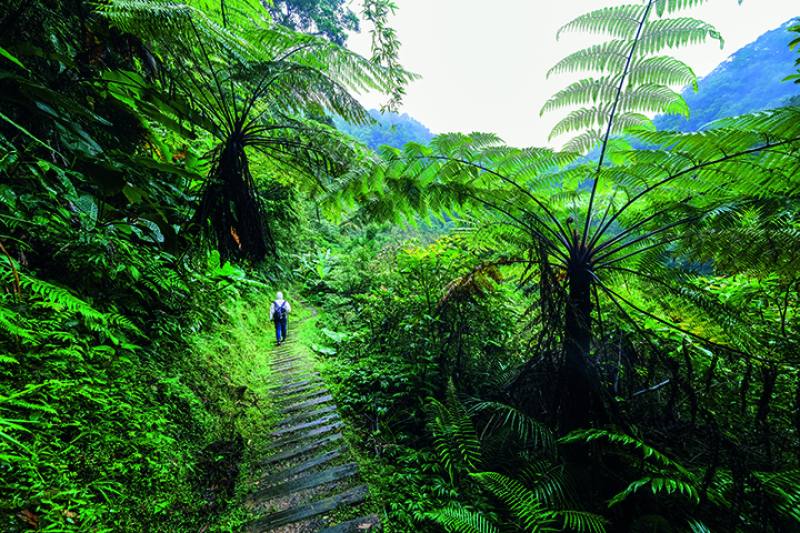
{"left": 270, "top": 291, "right": 292, "bottom": 345}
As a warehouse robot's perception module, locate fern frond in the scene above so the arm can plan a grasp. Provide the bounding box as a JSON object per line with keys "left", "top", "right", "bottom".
{"left": 472, "top": 472, "right": 559, "bottom": 532}
{"left": 608, "top": 476, "right": 700, "bottom": 507}
{"left": 556, "top": 510, "right": 608, "bottom": 533}
{"left": 557, "top": 5, "right": 647, "bottom": 40}
{"left": 468, "top": 400, "right": 556, "bottom": 454}
{"left": 425, "top": 505, "right": 500, "bottom": 533}
{"left": 753, "top": 470, "right": 800, "bottom": 524}
{"left": 425, "top": 384, "right": 482, "bottom": 482}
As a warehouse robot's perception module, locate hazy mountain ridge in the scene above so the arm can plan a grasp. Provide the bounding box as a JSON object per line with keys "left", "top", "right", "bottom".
{"left": 655, "top": 19, "right": 800, "bottom": 131}
{"left": 334, "top": 109, "right": 434, "bottom": 150}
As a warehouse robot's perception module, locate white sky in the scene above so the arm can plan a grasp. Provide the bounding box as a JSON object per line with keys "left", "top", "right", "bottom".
{"left": 346, "top": 1, "right": 799, "bottom": 147}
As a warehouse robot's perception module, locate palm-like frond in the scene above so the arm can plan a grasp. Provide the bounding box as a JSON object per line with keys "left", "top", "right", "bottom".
{"left": 99, "top": 0, "right": 410, "bottom": 261}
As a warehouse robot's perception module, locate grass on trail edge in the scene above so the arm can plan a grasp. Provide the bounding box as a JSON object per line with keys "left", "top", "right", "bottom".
{"left": 189, "top": 291, "right": 282, "bottom": 530}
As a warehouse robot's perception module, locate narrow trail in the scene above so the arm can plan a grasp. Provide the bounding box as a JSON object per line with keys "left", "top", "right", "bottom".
{"left": 244, "top": 330, "right": 380, "bottom": 532}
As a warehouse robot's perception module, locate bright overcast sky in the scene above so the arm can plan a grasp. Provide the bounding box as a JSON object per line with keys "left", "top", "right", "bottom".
{"left": 346, "top": 1, "right": 799, "bottom": 147}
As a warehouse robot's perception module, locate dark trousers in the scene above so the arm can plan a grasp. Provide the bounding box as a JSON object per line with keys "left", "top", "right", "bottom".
{"left": 274, "top": 317, "right": 288, "bottom": 343}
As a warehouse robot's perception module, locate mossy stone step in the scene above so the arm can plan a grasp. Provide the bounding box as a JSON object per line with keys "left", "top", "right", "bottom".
{"left": 271, "top": 378, "right": 321, "bottom": 393}
{"left": 246, "top": 485, "right": 369, "bottom": 531}
{"left": 250, "top": 462, "right": 358, "bottom": 501}
{"left": 280, "top": 394, "right": 334, "bottom": 414}
{"left": 318, "top": 515, "right": 381, "bottom": 532}
{"left": 276, "top": 388, "right": 330, "bottom": 406}
{"left": 277, "top": 405, "right": 338, "bottom": 428}
{"left": 274, "top": 382, "right": 325, "bottom": 399}
{"left": 255, "top": 448, "right": 344, "bottom": 487}
{"left": 275, "top": 364, "right": 312, "bottom": 375}
{"left": 267, "top": 421, "right": 343, "bottom": 451}
{"left": 272, "top": 356, "right": 303, "bottom": 366}
{"left": 260, "top": 433, "right": 343, "bottom": 466}
{"left": 271, "top": 413, "right": 339, "bottom": 437}
{"left": 276, "top": 371, "right": 319, "bottom": 384}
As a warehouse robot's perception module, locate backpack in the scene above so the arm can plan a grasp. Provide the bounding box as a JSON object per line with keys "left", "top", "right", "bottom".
{"left": 273, "top": 300, "right": 287, "bottom": 322}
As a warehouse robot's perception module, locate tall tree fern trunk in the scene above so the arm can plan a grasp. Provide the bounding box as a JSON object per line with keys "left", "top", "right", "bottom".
{"left": 561, "top": 260, "right": 596, "bottom": 432}
{"left": 196, "top": 134, "right": 274, "bottom": 262}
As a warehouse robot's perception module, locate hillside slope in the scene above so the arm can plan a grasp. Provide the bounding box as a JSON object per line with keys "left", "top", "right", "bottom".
{"left": 334, "top": 110, "right": 434, "bottom": 150}
{"left": 656, "top": 19, "right": 800, "bottom": 131}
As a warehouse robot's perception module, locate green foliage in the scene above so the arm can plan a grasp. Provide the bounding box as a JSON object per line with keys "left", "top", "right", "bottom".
{"left": 753, "top": 470, "right": 800, "bottom": 524}
{"left": 425, "top": 385, "right": 482, "bottom": 484}
{"left": 4, "top": 0, "right": 800, "bottom": 531}
{"left": 470, "top": 472, "right": 559, "bottom": 532}
{"left": 544, "top": 1, "right": 725, "bottom": 151}
{"left": 269, "top": 0, "right": 360, "bottom": 45}
{"left": 100, "top": 0, "right": 412, "bottom": 261}
{"left": 426, "top": 504, "right": 501, "bottom": 533}
{"left": 657, "top": 19, "right": 800, "bottom": 130}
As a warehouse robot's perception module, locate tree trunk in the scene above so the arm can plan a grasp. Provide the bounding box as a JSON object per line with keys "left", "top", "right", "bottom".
{"left": 561, "top": 264, "right": 597, "bottom": 432}
{"left": 196, "top": 134, "right": 272, "bottom": 262}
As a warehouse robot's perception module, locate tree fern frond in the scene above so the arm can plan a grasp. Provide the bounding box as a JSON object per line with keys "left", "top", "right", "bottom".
{"left": 541, "top": 78, "right": 620, "bottom": 115}
{"left": 638, "top": 17, "right": 724, "bottom": 53}
{"left": 557, "top": 5, "right": 647, "bottom": 40}
{"left": 628, "top": 56, "right": 697, "bottom": 90}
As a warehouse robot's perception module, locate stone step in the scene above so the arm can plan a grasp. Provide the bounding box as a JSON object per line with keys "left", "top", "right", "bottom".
{"left": 274, "top": 382, "right": 325, "bottom": 399}
{"left": 272, "top": 355, "right": 302, "bottom": 365}
{"left": 271, "top": 414, "right": 339, "bottom": 438}
{"left": 276, "top": 388, "right": 330, "bottom": 406}
{"left": 274, "top": 364, "right": 310, "bottom": 375}
{"left": 268, "top": 421, "right": 343, "bottom": 451}
{"left": 277, "top": 371, "right": 319, "bottom": 384}
{"left": 260, "top": 433, "right": 343, "bottom": 466}
{"left": 250, "top": 462, "right": 358, "bottom": 501}
{"left": 281, "top": 394, "right": 334, "bottom": 415}
{"left": 246, "top": 485, "right": 369, "bottom": 531}
{"left": 255, "top": 448, "right": 344, "bottom": 487}
{"left": 272, "top": 345, "right": 297, "bottom": 353}
{"left": 277, "top": 405, "right": 338, "bottom": 428}
{"left": 318, "top": 515, "right": 381, "bottom": 532}
{"left": 272, "top": 362, "right": 303, "bottom": 371}
{"left": 270, "top": 379, "right": 322, "bottom": 393}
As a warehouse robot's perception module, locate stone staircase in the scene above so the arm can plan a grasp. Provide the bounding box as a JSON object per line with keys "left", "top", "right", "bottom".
{"left": 244, "top": 339, "right": 380, "bottom": 532}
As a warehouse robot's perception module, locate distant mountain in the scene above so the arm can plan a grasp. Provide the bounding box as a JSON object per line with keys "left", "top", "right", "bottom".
{"left": 334, "top": 110, "right": 434, "bottom": 150}
{"left": 655, "top": 19, "right": 800, "bottom": 132}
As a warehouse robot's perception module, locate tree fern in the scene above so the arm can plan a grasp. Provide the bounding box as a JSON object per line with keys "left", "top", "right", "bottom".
{"left": 99, "top": 0, "right": 412, "bottom": 261}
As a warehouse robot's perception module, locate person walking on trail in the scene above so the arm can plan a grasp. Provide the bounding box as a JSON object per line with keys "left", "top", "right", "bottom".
{"left": 270, "top": 292, "right": 291, "bottom": 345}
